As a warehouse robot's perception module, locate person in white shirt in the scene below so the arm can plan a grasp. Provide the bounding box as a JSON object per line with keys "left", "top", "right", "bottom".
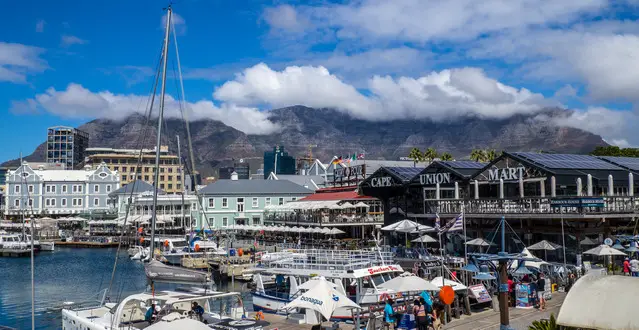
{"left": 630, "top": 258, "right": 639, "bottom": 277}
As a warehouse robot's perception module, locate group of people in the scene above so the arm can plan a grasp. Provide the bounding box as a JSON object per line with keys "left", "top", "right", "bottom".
{"left": 144, "top": 301, "right": 205, "bottom": 324}
{"left": 622, "top": 257, "right": 639, "bottom": 276}
{"left": 383, "top": 293, "right": 443, "bottom": 330}
{"left": 507, "top": 273, "right": 547, "bottom": 310}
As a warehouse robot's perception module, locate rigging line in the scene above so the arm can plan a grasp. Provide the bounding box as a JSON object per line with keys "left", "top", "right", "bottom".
{"left": 106, "top": 42, "right": 165, "bottom": 299}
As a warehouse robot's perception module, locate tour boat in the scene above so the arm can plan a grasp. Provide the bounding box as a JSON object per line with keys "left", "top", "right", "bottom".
{"left": 251, "top": 248, "right": 404, "bottom": 320}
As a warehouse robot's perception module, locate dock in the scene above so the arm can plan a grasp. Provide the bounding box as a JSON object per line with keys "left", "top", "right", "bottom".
{"left": 0, "top": 249, "right": 32, "bottom": 257}
{"left": 55, "top": 241, "right": 120, "bottom": 248}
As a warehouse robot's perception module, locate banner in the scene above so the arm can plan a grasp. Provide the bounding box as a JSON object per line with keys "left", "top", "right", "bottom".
{"left": 515, "top": 284, "right": 533, "bottom": 309}
{"left": 468, "top": 284, "right": 492, "bottom": 303}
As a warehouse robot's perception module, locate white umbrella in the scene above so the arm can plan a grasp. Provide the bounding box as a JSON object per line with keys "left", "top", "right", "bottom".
{"left": 353, "top": 202, "right": 370, "bottom": 208}
{"left": 580, "top": 237, "right": 599, "bottom": 245}
{"left": 583, "top": 244, "right": 627, "bottom": 256}
{"left": 377, "top": 272, "right": 439, "bottom": 292}
{"left": 465, "top": 238, "right": 493, "bottom": 247}
{"left": 328, "top": 228, "right": 345, "bottom": 235}
{"left": 429, "top": 276, "right": 468, "bottom": 291}
{"left": 381, "top": 219, "right": 423, "bottom": 233}
{"left": 329, "top": 204, "right": 342, "bottom": 210}
{"left": 299, "top": 277, "right": 339, "bottom": 290}
{"left": 340, "top": 202, "right": 355, "bottom": 209}
{"left": 320, "top": 227, "right": 332, "bottom": 235}
{"left": 527, "top": 240, "right": 562, "bottom": 260}
{"left": 282, "top": 277, "right": 360, "bottom": 321}
{"left": 411, "top": 235, "right": 437, "bottom": 243}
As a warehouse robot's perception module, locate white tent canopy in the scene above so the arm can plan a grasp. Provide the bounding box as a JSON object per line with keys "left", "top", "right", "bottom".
{"left": 328, "top": 228, "right": 345, "bottom": 235}
{"left": 353, "top": 202, "right": 370, "bottom": 208}
{"left": 377, "top": 272, "right": 440, "bottom": 292}
{"left": 583, "top": 244, "right": 626, "bottom": 256}
{"left": 282, "top": 277, "right": 360, "bottom": 321}
{"left": 557, "top": 274, "right": 638, "bottom": 329}
{"left": 509, "top": 248, "right": 548, "bottom": 270}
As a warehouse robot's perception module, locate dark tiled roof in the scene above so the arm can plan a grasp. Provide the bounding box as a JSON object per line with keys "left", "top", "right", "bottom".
{"left": 108, "top": 180, "right": 164, "bottom": 197}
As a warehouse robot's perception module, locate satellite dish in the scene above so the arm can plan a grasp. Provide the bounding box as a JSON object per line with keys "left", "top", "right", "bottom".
{"left": 239, "top": 159, "right": 244, "bottom": 163}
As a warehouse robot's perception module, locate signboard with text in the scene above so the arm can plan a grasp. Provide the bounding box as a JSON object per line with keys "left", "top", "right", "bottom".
{"left": 468, "top": 284, "right": 492, "bottom": 303}
{"left": 550, "top": 198, "right": 605, "bottom": 208}
{"left": 333, "top": 164, "right": 366, "bottom": 187}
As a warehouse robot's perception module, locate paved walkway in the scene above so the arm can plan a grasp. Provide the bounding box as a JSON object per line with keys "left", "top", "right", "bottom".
{"left": 444, "top": 292, "right": 565, "bottom": 330}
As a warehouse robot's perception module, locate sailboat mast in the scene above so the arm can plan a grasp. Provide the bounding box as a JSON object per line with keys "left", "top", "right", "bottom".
{"left": 150, "top": 5, "right": 172, "bottom": 260}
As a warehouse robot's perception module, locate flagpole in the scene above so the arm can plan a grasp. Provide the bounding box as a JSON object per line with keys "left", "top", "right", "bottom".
{"left": 462, "top": 204, "right": 467, "bottom": 265}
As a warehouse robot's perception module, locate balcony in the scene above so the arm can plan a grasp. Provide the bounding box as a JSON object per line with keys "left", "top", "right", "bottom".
{"left": 420, "top": 196, "right": 639, "bottom": 218}
{"left": 264, "top": 213, "right": 383, "bottom": 226}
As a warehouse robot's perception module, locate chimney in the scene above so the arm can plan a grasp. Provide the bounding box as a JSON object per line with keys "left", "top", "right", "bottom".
{"left": 231, "top": 171, "right": 239, "bottom": 181}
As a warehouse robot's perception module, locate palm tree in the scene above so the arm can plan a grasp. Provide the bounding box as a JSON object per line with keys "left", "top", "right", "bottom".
{"left": 470, "top": 149, "right": 486, "bottom": 162}
{"left": 408, "top": 148, "right": 423, "bottom": 167}
{"left": 423, "top": 147, "right": 438, "bottom": 163}
{"left": 485, "top": 149, "right": 498, "bottom": 161}
{"left": 528, "top": 313, "right": 561, "bottom": 330}
{"left": 440, "top": 152, "right": 454, "bottom": 161}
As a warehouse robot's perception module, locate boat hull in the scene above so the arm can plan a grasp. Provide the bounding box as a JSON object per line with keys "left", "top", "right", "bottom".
{"left": 251, "top": 292, "right": 355, "bottom": 320}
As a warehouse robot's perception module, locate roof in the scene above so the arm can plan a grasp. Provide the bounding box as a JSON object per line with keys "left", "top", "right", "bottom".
{"left": 300, "top": 190, "right": 375, "bottom": 201}
{"left": 384, "top": 166, "right": 425, "bottom": 181}
{"left": 347, "top": 159, "right": 428, "bottom": 177}
{"left": 434, "top": 160, "right": 487, "bottom": 178}
{"left": 508, "top": 152, "right": 629, "bottom": 180}
{"left": 598, "top": 156, "right": 639, "bottom": 172}
{"left": 109, "top": 180, "right": 164, "bottom": 196}
{"left": 268, "top": 174, "right": 326, "bottom": 190}
{"left": 199, "top": 179, "right": 314, "bottom": 195}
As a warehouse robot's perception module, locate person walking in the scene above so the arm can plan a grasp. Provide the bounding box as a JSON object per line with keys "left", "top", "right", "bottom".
{"left": 630, "top": 257, "right": 639, "bottom": 277}
{"left": 537, "top": 273, "right": 546, "bottom": 311}
{"left": 623, "top": 257, "right": 631, "bottom": 276}
{"left": 384, "top": 298, "right": 396, "bottom": 330}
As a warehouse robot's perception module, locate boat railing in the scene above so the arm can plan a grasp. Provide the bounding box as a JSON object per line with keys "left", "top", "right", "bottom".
{"left": 261, "top": 249, "right": 394, "bottom": 271}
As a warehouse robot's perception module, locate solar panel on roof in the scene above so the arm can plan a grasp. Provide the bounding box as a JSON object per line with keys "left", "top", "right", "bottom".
{"left": 440, "top": 161, "right": 486, "bottom": 169}
{"left": 513, "top": 152, "right": 621, "bottom": 170}
{"left": 599, "top": 156, "right": 639, "bottom": 171}
{"left": 386, "top": 166, "right": 424, "bottom": 180}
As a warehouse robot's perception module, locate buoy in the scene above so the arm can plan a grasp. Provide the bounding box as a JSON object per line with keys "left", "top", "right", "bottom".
{"left": 194, "top": 244, "right": 200, "bottom": 252}
{"left": 164, "top": 240, "right": 169, "bottom": 247}
{"left": 138, "top": 227, "right": 143, "bottom": 234}
{"left": 238, "top": 248, "right": 244, "bottom": 257}
{"left": 439, "top": 285, "right": 455, "bottom": 305}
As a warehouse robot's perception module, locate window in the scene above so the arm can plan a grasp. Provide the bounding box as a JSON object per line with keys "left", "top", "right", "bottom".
{"left": 160, "top": 175, "right": 165, "bottom": 181}
{"left": 94, "top": 185, "right": 99, "bottom": 193}
{"left": 144, "top": 175, "right": 149, "bottom": 181}
{"left": 46, "top": 185, "right": 51, "bottom": 193}
{"left": 144, "top": 167, "right": 150, "bottom": 173}
{"left": 160, "top": 184, "right": 165, "bottom": 189}
{"left": 222, "top": 198, "right": 228, "bottom": 208}
{"left": 50, "top": 199, "right": 56, "bottom": 207}
{"left": 122, "top": 166, "right": 128, "bottom": 172}
{"left": 291, "top": 197, "right": 297, "bottom": 201}
{"left": 114, "top": 166, "right": 119, "bottom": 172}
{"left": 279, "top": 198, "right": 284, "bottom": 205}
{"left": 77, "top": 198, "right": 83, "bottom": 206}
{"left": 252, "top": 197, "right": 259, "bottom": 208}
{"left": 62, "top": 199, "right": 67, "bottom": 207}
{"left": 14, "top": 185, "right": 19, "bottom": 194}
{"left": 168, "top": 183, "right": 172, "bottom": 190}
{"left": 45, "top": 199, "right": 50, "bottom": 207}
{"left": 121, "top": 174, "right": 127, "bottom": 181}
{"left": 62, "top": 185, "right": 67, "bottom": 193}
{"left": 208, "top": 198, "right": 215, "bottom": 208}
{"left": 168, "top": 168, "right": 173, "bottom": 173}
{"left": 252, "top": 217, "right": 261, "bottom": 225}
{"left": 28, "top": 185, "right": 34, "bottom": 193}
{"left": 208, "top": 217, "right": 215, "bottom": 226}
{"left": 237, "top": 198, "right": 244, "bottom": 212}
{"left": 77, "top": 185, "right": 83, "bottom": 193}
{"left": 14, "top": 199, "right": 19, "bottom": 207}
{"left": 72, "top": 199, "right": 76, "bottom": 206}
{"left": 177, "top": 184, "right": 182, "bottom": 190}
{"left": 265, "top": 197, "right": 271, "bottom": 206}
{"left": 94, "top": 198, "right": 99, "bottom": 206}
{"left": 160, "top": 168, "right": 165, "bottom": 173}
{"left": 177, "top": 175, "right": 181, "bottom": 181}
{"left": 28, "top": 198, "right": 33, "bottom": 207}
{"left": 106, "top": 185, "right": 111, "bottom": 193}
{"left": 50, "top": 185, "right": 56, "bottom": 193}
{"left": 222, "top": 217, "right": 228, "bottom": 226}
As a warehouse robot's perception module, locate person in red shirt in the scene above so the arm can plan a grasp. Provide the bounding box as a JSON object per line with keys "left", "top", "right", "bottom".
{"left": 507, "top": 275, "right": 515, "bottom": 307}
{"left": 624, "top": 257, "right": 631, "bottom": 276}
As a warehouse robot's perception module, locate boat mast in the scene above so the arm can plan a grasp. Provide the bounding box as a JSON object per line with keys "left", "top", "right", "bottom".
{"left": 177, "top": 135, "right": 186, "bottom": 231}
{"left": 150, "top": 5, "right": 172, "bottom": 260}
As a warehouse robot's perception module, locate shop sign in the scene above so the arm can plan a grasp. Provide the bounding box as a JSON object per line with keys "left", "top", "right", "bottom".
{"left": 420, "top": 172, "right": 451, "bottom": 185}
{"left": 468, "top": 284, "right": 492, "bottom": 303}
{"left": 352, "top": 264, "right": 403, "bottom": 277}
{"left": 334, "top": 165, "right": 365, "bottom": 181}
{"left": 488, "top": 167, "right": 526, "bottom": 181}
{"left": 370, "top": 176, "right": 393, "bottom": 187}
{"left": 550, "top": 198, "right": 605, "bottom": 208}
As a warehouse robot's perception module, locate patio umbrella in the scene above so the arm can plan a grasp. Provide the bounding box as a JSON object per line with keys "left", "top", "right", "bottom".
{"left": 583, "top": 245, "right": 626, "bottom": 256}
{"left": 527, "top": 240, "right": 562, "bottom": 260}
{"left": 411, "top": 235, "right": 437, "bottom": 243}
{"left": 612, "top": 242, "right": 625, "bottom": 250}
{"left": 282, "top": 277, "right": 360, "bottom": 321}
{"left": 340, "top": 202, "right": 355, "bottom": 209}
{"left": 579, "top": 237, "right": 599, "bottom": 245}
{"left": 381, "top": 219, "right": 425, "bottom": 247}
{"left": 320, "top": 227, "right": 332, "bottom": 235}
{"left": 328, "top": 228, "right": 345, "bottom": 235}
{"left": 466, "top": 238, "right": 492, "bottom": 247}
{"left": 429, "top": 276, "right": 468, "bottom": 291}
{"left": 353, "top": 202, "right": 370, "bottom": 208}
{"left": 378, "top": 272, "right": 440, "bottom": 292}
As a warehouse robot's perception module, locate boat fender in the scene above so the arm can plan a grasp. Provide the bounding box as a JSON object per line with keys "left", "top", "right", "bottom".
{"left": 195, "top": 244, "right": 200, "bottom": 252}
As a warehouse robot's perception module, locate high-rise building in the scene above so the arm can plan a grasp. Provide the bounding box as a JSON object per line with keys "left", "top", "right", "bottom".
{"left": 82, "top": 146, "right": 183, "bottom": 194}
{"left": 219, "top": 160, "right": 250, "bottom": 180}
{"left": 263, "top": 146, "right": 296, "bottom": 179}
{"left": 46, "top": 126, "right": 90, "bottom": 169}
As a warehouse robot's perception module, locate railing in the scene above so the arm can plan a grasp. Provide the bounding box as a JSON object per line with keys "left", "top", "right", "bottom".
{"left": 263, "top": 249, "right": 394, "bottom": 271}
{"left": 424, "top": 196, "right": 639, "bottom": 215}
{"left": 264, "top": 213, "right": 383, "bottom": 225}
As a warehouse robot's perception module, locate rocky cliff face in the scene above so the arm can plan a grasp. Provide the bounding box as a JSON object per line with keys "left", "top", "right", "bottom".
{"left": 3, "top": 106, "right": 607, "bottom": 176}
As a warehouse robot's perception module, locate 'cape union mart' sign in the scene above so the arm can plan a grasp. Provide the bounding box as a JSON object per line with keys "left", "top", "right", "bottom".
{"left": 420, "top": 172, "right": 451, "bottom": 185}
{"left": 370, "top": 176, "right": 393, "bottom": 187}
{"left": 488, "top": 167, "right": 526, "bottom": 181}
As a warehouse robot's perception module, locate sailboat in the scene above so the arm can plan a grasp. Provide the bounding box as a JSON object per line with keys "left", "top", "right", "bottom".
{"left": 61, "top": 6, "right": 258, "bottom": 329}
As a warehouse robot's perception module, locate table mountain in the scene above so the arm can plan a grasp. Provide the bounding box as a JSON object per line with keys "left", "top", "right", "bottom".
{"left": 2, "top": 106, "right": 606, "bottom": 177}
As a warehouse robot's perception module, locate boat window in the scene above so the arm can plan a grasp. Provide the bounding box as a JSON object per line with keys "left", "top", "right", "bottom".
{"left": 172, "top": 241, "right": 188, "bottom": 248}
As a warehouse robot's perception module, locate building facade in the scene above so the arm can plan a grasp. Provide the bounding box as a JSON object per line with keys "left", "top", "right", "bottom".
{"left": 263, "top": 146, "right": 296, "bottom": 178}
{"left": 46, "top": 126, "right": 89, "bottom": 169}
{"left": 198, "top": 174, "right": 313, "bottom": 229}
{"left": 219, "top": 162, "right": 250, "bottom": 180}
{"left": 83, "top": 146, "right": 183, "bottom": 194}
{"left": 4, "top": 162, "right": 120, "bottom": 217}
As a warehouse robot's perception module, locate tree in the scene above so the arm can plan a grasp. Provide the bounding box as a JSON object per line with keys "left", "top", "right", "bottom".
{"left": 440, "top": 152, "right": 454, "bottom": 161}
{"left": 528, "top": 313, "right": 563, "bottom": 330}
{"left": 485, "top": 149, "right": 499, "bottom": 161}
{"left": 408, "top": 148, "right": 423, "bottom": 167}
{"left": 423, "top": 147, "right": 438, "bottom": 163}
{"left": 591, "top": 146, "right": 639, "bottom": 157}
{"left": 470, "top": 149, "right": 486, "bottom": 162}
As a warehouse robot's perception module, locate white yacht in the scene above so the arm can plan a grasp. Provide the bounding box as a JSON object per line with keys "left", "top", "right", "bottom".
{"left": 62, "top": 290, "right": 255, "bottom": 330}
{"left": 0, "top": 233, "right": 40, "bottom": 251}
{"left": 252, "top": 248, "right": 404, "bottom": 320}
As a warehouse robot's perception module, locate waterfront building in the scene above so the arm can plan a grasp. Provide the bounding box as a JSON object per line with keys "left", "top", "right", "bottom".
{"left": 107, "top": 180, "right": 198, "bottom": 234}
{"left": 198, "top": 172, "right": 313, "bottom": 229}
{"left": 4, "top": 162, "right": 120, "bottom": 217}
{"left": 46, "top": 126, "right": 89, "bottom": 169}
{"left": 263, "top": 146, "right": 296, "bottom": 178}
{"left": 219, "top": 162, "right": 250, "bottom": 180}
{"left": 82, "top": 146, "right": 183, "bottom": 194}
{"left": 359, "top": 153, "right": 639, "bottom": 264}
{"left": 0, "top": 166, "right": 8, "bottom": 194}
{"left": 266, "top": 173, "right": 326, "bottom": 191}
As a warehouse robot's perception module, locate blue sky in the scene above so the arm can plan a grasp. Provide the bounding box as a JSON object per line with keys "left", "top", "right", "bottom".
{"left": 2, "top": 0, "right": 639, "bottom": 162}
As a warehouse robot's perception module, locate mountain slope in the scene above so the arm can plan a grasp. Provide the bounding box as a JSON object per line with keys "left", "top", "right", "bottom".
{"left": 2, "top": 106, "right": 607, "bottom": 176}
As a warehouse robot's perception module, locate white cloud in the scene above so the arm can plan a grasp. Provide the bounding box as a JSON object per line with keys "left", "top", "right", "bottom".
{"left": 263, "top": 5, "right": 308, "bottom": 32}
{"left": 0, "top": 42, "right": 47, "bottom": 83}
{"left": 12, "top": 83, "right": 279, "bottom": 135}
{"left": 554, "top": 107, "right": 639, "bottom": 147}
{"left": 214, "top": 63, "right": 552, "bottom": 121}
{"left": 36, "top": 20, "right": 45, "bottom": 33}
{"left": 60, "top": 35, "right": 87, "bottom": 47}
{"left": 162, "top": 12, "right": 186, "bottom": 35}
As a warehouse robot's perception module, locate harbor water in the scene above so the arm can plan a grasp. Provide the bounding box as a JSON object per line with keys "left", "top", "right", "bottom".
{"left": 0, "top": 248, "right": 252, "bottom": 330}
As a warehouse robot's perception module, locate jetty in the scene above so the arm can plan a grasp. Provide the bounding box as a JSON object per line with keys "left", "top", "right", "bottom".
{"left": 55, "top": 241, "right": 120, "bottom": 248}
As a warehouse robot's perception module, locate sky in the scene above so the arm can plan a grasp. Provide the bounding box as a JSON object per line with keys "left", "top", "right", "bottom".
{"left": 2, "top": 0, "right": 639, "bottom": 162}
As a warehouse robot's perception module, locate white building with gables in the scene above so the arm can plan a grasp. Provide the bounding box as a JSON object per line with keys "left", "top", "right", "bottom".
{"left": 4, "top": 162, "right": 120, "bottom": 217}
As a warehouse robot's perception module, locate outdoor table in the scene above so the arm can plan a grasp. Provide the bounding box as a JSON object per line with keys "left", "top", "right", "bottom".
{"left": 208, "top": 319, "right": 270, "bottom": 330}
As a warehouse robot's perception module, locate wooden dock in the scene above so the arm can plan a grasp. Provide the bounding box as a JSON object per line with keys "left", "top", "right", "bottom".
{"left": 55, "top": 241, "right": 120, "bottom": 248}
{"left": 0, "top": 249, "right": 32, "bottom": 257}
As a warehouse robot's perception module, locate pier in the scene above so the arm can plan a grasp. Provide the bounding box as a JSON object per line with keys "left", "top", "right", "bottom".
{"left": 55, "top": 240, "right": 120, "bottom": 248}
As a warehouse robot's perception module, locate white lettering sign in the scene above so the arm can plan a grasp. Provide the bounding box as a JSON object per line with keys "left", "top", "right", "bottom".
{"left": 420, "top": 172, "right": 451, "bottom": 185}
{"left": 488, "top": 167, "right": 526, "bottom": 181}
{"left": 334, "top": 165, "right": 364, "bottom": 180}
{"left": 371, "top": 176, "right": 393, "bottom": 187}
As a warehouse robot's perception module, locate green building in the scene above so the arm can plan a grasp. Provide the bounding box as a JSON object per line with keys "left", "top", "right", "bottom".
{"left": 197, "top": 175, "right": 313, "bottom": 229}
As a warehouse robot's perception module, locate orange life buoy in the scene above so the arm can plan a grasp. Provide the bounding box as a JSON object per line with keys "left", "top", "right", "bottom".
{"left": 164, "top": 240, "right": 169, "bottom": 247}
{"left": 238, "top": 248, "right": 244, "bottom": 257}
{"left": 138, "top": 227, "right": 143, "bottom": 234}
{"left": 139, "top": 237, "right": 144, "bottom": 244}
{"left": 439, "top": 285, "right": 454, "bottom": 305}
{"left": 194, "top": 244, "right": 200, "bottom": 252}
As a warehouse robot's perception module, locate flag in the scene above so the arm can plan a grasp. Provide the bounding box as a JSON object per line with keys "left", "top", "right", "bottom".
{"left": 434, "top": 213, "right": 441, "bottom": 232}
{"left": 331, "top": 157, "right": 340, "bottom": 165}
{"left": 444, "top": 213, "right": 464, "bottom": 232}
{"left": 357, "top": 153, "right": 365, "bottom": 160}
{"left": 351, "top": 153, "right": 357, "bottom": 162}
{"left": 253, "top": 237, "right": 258, "bottom": 248}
